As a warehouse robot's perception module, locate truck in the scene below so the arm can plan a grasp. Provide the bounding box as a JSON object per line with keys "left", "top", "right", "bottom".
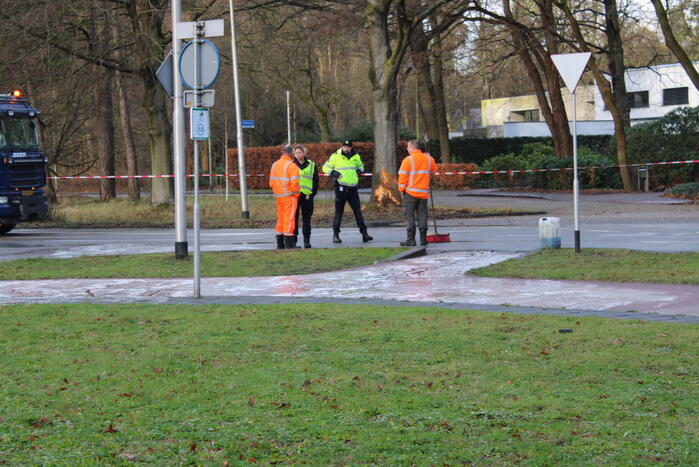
{"left": 0, "top": 90, "right": 49, "bottom": 234}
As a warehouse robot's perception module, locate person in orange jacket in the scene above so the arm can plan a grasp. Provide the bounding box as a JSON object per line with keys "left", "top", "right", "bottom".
{"left": 269, "top": 145, "right": 301, "bottom": 249}
{"left": 398, "top": 140, "right": 437, "bottom": 246}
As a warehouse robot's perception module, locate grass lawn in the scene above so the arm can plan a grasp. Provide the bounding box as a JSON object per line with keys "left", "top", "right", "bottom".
{"left": 0, "top": 248, "right": 406, "bottom": 280}
{"left": 0, "top": 304, "right": 697, "bottom": 465}
{"left": 469, "top": 249, "right": 699, "bottom": 285}
{"left": 36, "top": 195, "right": 525, "bottom": 229}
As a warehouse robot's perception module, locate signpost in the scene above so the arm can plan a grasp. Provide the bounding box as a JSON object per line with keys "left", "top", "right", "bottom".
{"left": 178, "top": 20, "right": 223, "bottom": 298}
{"left": 241, "top": 120, "right": 255, "bottom": 129}
{"left": 551, "top": 52, "right": 591, "bottom": 254}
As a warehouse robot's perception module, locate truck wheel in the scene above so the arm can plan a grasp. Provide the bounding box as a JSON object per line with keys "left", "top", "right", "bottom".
{"left": 0, "top": 223, "right": 16, "bottom": 234}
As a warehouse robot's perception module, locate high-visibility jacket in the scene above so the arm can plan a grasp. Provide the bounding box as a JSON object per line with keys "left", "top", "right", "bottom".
{"left": 398, "top": 149, "right": 437, "bottom": 199}
{"left": 323, "top": 148, "right": 364, "bottom": 187}
{"left": 298, "top": 160, "right": 315, "bottom": 196}
{"left": 269, "top": 154, "right": 300, "bottom": 198}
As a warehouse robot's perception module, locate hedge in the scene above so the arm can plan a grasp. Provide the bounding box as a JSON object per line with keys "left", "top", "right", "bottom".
{"left": 227, "top": 143, "right": 480, "bottom": 190}
{"left": 425, "top": 135, "right": 615, "bottom": 164}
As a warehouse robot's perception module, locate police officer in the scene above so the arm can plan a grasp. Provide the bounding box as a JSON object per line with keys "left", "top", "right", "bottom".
{"left": 292, "top": 144, "right": 318, "bottom": 248}
{"left": 323, "top": 140, "right": 373, "bottom": 244}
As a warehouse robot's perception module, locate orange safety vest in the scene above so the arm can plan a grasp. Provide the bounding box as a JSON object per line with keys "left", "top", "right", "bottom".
{"left": 269, "top": 154, "right": 300, "bottom": 198}
{"left": 398, "top": 149, "right": 437, "bottom": 199}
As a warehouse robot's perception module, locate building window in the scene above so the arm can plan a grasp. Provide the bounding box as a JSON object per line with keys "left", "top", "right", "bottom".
{"left": 510, "top": 109, "right": 539, "bottom": 122}
{"left": 627, "top": 91, "right": 649, "bottom": 108}
{"left": 663, "top": 87, "right": 689, "bottom": 106}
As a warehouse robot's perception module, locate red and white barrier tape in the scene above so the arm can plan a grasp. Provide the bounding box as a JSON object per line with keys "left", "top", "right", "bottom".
{"left": 47, "top": 159, "right": 699, "bottom": 180}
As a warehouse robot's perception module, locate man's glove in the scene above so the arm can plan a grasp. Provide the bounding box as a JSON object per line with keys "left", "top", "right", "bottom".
{"left": 330, "top": 170, "right": 341, "bottom": 179}
{"left": 356, "top": 169, "right": 362, "bottom": 177}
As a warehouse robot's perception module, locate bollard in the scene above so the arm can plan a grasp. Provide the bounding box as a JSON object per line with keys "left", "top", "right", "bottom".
{"left": 539, "top": 217, "right": 561, "bottom": 249}
{"left": 638, "top": 167, "right": 649, "bottom": 192}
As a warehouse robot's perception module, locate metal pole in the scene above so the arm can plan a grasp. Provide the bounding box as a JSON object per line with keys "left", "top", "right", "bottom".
{"left": 172, "top": 0, "right": 188, "bottom": 259}
{"left": 228, "top": 0, "right": 249, "bottom": 219}
{"left": 193, "top": 24, "right": 202, "bottom": 298}
{"left": 208, "top": 137, "right": 213, "bottom": 192}
{"left": 224, "top": 111, "right": 229, "bottom": 200}
{"left": 287, "top": 90, "right": 292, "bottom": 144}
{"left": 573, "top": 89, "right": 581, "bottom": 253}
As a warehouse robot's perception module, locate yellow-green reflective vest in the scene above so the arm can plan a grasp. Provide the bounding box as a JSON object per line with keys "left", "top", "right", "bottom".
{"left": 323, "top": 149, "right": 364, "bottom": 187}
{"left": 299, "top": 161, "right": 315, "bottom": 196}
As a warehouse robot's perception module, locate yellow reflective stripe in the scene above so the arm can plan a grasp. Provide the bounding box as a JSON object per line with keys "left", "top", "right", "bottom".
{"left": 408, "top": 187, "right": 429, "bottom": 193}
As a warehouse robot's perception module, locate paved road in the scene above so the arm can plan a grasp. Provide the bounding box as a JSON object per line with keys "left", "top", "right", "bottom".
{"left": 2, "top": 190, "right": 698, "bottom": 322}
{"left": 2, "top": 189, "right": 696, "bottom": 261}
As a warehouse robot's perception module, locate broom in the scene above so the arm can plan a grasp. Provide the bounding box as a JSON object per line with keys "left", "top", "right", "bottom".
{"left": 425, "top": 189, "right": 451, "bottom": 243}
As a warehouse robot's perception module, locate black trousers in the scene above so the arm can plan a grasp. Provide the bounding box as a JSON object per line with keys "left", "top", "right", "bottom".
{"left": 333, "top": 186, "right": 367, "bottom": 232}
{"left": 293, "top": 193, "right": 314, "bottom": 239}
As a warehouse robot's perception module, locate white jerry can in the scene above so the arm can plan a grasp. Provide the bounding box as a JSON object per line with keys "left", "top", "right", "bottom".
{"left": 539, "top": 217, "right": 561, "bottom": 249}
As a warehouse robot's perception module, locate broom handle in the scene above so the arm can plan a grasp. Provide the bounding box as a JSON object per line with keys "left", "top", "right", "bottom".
{"left": 430, "top": 188, "right": 439, "bottom": 235}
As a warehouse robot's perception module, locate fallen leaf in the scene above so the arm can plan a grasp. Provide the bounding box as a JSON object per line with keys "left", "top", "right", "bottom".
{"left": 103, "top": 423, "right": 119, "bottom": 433}
{"left": 190, "top": 443, "right": 197, "bottom": 452}
{"left": 613, "top": 338, "right": 623, "bottom": 346}
{"left": 248, "top": 397, "right": 255, "bottom": 407}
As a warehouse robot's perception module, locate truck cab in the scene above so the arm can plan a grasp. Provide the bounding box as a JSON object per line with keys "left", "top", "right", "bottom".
{"left": 0, "top": 91, "right": 49, "bottom": 234}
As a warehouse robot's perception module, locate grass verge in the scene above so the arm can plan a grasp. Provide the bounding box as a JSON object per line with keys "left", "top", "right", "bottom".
{"left": 0, "top": 248, "right": 406, "bottom": 280}
{"left": 469, "top": 248, "right": 699, "bottom": 285}
{"left": 35, "top": 196, "right": 527, "bottom": 229}
{"left": 1, "top": 303, "right": 697, "bottom": 465}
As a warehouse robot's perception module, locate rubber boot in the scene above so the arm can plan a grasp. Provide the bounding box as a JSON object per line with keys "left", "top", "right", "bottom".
{"left": 303, "top": 234, "right": 312, "bottom": 249}
{"left": 360, "top": 227, "right": 373, "bottom": 243}
{"left": 291, "top": 235, "right": 298, "bottom": 248}
{"left": 400, "top": 228, "right": 416, "bottom": 246}
{"left": 276, "top": 235, "right": 285, "bottom": 250}
{"left": 332, "top": 230, "right": 342, "bottom": 243}
{"left": 283, "top": 236, "right": 299, "bottom": 249}
{"left": 419, "top": 228, "right": 428, "bottom": 246}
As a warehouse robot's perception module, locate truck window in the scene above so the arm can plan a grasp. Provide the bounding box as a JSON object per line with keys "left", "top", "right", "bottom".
{"left": 0, "top": 117, "right": 39, "bottom": 149}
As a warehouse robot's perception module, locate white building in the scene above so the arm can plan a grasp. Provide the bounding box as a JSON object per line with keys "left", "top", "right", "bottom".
{"left": 480, "top": 61, "right": 698, "bottom": 138}
{"left": 594, "top": 62, "right": 698, "bottom": 120}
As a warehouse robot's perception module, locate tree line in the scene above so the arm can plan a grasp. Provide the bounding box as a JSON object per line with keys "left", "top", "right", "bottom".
{"left": 0, "top": 0, "right": 697, "bottom": 206}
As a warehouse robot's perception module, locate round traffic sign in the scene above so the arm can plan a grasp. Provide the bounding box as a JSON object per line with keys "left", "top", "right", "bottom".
{"left": 179, "top": 39, "right": 221, "bottom": 90}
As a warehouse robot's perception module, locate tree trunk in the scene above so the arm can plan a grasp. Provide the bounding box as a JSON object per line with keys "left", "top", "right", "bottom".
{"left": 429, "top": 25, "right": 451, "bottom": 162}
{"left": 503, "top": 0, "right": 572, "bottom": 159}
{"left": 365, "top": 0, "right": 405, "bottom": 207}
{"left": 557, "top": 3, "right": 633, "bottom": 191}
{"left": 91, "top": 7, "right": 116, "bottom": 200}
{"left": 114, "top": 23, "right": 140, "bottom": 200}
{"left": 410, "top": 26, "right": 440, "bottom": 140}
{"left": 651, "top": 0, "right": 699, "bottom": 91}
{"left": 605, "top": 0, "right": 630, "bottom": 126}
{"left": 127, "top": 0, "right": 173, "bottom": 204}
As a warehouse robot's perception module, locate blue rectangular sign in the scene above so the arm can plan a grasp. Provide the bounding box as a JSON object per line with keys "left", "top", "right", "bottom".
{"left": 241, "top": 120, "right": 255, "bottom": 129}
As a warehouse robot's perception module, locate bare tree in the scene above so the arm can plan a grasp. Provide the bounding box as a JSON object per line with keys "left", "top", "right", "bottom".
{"left": 651, "top": 0, "right": 699, "bottom": 90}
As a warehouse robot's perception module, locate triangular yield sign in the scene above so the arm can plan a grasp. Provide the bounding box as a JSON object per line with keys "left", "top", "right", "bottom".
{"left": 551, "top": 52, "right": 591, "bottom": 92}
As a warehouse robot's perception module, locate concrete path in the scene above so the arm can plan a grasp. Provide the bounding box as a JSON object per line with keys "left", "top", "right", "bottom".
{"left": 3, "top": 251, "right": 698, "bottom": 323}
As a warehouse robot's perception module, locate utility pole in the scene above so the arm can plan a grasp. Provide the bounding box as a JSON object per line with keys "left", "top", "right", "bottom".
{"left": 172, "top": 0, "right": 188, "bottom": 259}
{"left": 229, "top": 0, "right": 249, "bottom": 219}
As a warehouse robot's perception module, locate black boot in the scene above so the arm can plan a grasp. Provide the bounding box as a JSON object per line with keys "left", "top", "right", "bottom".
{"left": 303, "top": 234, "right": 312, "bottom": 249}
{"left": 400, "top": 228, "right": 416, "bottom": 246}
{"left": 291, "top": 235, "right": 298, "bottom": 248}
{"left": 419, "top": 228, "right": 428, "bottom": 246}
{"left": 360, "top": 228, "right": 373, "bottom": 243}
{"left": 283, "top": 236, "right": 299, "bottom": 249}
{"left": 332, "top": 230, "right": 342, "bottom": 243}
{"left": 276, "top": 235, "right": 285, "bottom": 250}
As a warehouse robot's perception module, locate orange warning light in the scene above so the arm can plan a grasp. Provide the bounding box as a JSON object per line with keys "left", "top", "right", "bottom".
{"left": 12, "top": 89, "right": 22, "bottom": 98}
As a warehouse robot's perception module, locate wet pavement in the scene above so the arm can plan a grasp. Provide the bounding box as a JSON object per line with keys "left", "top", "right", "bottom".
{"left": 2, "top": 251, "right": 698, "bottom": 322}
{"left": 2, "top": 190, "right": 697, "bottom": 323}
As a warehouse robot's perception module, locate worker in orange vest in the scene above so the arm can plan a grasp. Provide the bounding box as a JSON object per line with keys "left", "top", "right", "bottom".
{"left": 398, "top": 140, "right": 437, "bottom": 246}
{"left": 269, "top": 145, "right": 301, "bottom": 249}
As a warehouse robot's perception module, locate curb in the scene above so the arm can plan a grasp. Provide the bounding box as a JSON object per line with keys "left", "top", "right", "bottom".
{"left": 378, "top": 246, "right": 426, "bottom": 263}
